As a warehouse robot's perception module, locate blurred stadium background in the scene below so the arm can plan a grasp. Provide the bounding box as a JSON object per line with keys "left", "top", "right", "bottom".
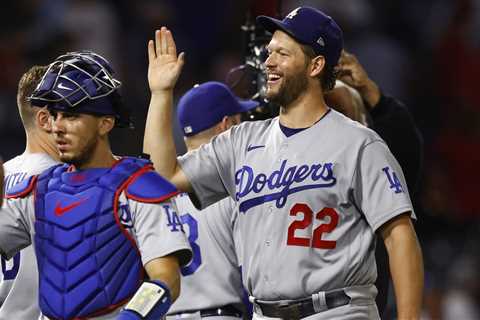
{"left": 1, "top": 1, "right": 479, "bottom": 318}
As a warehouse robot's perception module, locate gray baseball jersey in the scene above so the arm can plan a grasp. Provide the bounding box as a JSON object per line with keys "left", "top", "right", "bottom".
{"left": 1, "top": 153, "right": 59, "bottom": 320}
{"left": 178, "top": 109, "right": 415, "bottom": 302}
{"left": 167, "top": 193, "right": 245, "bottom": 316}
{"left": 0, "top": 187, "right": 191, "bottom": 319}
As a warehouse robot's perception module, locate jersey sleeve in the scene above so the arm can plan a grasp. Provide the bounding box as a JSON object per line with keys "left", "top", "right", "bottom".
{"left": 129, "top": 198, "right": 192, "bottom": 267}
{"left": 0, "top": 198, "right": 33, "bottom": 259}
{"left": 178, "top": 128, "right": 236, "bottom": 209}
{"left": 351, "top": 140, "right": 415, "bottom": 231}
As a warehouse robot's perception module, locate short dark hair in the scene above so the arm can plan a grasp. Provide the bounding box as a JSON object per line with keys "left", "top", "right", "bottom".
{"left": 17, "top": 65, "right": 48, "bottom": 129}
{"left": 300, "top": 44, "right": 337, "bottom": 92}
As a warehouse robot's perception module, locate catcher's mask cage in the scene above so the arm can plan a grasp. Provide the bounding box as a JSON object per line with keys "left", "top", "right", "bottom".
{"left": 29, "top": 51, "right": 133, "bottom": 128}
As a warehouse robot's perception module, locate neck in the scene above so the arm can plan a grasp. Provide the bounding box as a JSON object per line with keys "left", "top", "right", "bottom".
{"left": 185, "top": 135, "right": 212, "bottom": 152}
{"left": 24, "top": 130, "right": 60, "bottom": 161}
{"left": 278, "top": 84, "right": 329, "bottom": 128}
{"left": 71, "top": 137, "right": 117, "bottom": 170}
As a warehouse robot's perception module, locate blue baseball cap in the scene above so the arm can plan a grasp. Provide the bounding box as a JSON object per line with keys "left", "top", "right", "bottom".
{"left": 257, "top": 6, "right": 343, "bottom": 67}
{"left": 177, "top": 82, "right": 259, "bottom": 136}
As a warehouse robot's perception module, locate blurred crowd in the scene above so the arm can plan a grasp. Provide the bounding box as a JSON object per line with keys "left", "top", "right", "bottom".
{"left": 1, "top": 0, "right": 479, "bottom": 319}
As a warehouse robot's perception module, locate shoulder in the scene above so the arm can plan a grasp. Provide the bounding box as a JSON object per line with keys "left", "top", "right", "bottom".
{"left": 231, "top": 118, "right": 276, "bottom": 136}
{"left": 5, "top": 175, "right": 37, "bottom": 199}
{"left": 5, "top": 162, "right": 63, "bottom": 198}
{"left": 216, "top": 118, "right": 277, "bottom": 147}
{"left": 3, "top": 155, "right": 22, "bottom": 173}
{"left": 4, "top": 153, "right": 59, "bottom": 177}
{"left": 326, "top": 109, "right": 385, "bottom": 146}
{"left": 125, "top": 164, "right": 179, "bottom": 203}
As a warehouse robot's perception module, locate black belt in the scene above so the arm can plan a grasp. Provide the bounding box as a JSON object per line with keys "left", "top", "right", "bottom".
{"left": 255, "top": 290, "right": 351, "bottom": 319}
{"left": 171, "top": 304, "right": 243, "bottom": 318}
{"left": 200, "top": 304, "right": 243, "bottom": 318}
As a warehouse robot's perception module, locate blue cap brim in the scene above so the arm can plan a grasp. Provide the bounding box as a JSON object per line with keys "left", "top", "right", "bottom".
{"left": 237, "top": 99, "right": 259, "bottom": 112}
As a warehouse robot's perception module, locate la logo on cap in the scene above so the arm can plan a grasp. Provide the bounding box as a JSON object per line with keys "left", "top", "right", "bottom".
{"left": 286, "top": 7, "right": 301, "bottom": 19}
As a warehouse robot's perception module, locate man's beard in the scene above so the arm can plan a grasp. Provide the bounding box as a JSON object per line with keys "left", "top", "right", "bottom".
{"left": 60, "top": 135, "right": 98, "bottom": 168}
{"left": 267, "top": 67, "right": 309, "bottom": 107}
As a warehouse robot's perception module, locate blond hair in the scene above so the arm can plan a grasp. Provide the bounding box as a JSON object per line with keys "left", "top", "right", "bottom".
{"left": 16, "top": 65, "right": 48, "bottom": 129}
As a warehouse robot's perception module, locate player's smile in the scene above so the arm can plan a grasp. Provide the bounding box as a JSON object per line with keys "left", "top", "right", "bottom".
{"left": 267, "top": 72, "right": 282, "bottom": 85}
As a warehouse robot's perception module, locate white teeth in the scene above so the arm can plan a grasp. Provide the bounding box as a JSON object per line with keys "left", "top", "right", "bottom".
{"left": 268, "top": 74, "right": 281, "bottom": 81}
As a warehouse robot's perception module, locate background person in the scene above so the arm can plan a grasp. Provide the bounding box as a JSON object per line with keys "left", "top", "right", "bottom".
{"left": 167, "top": 81, "right": 258, "bottom": 320}
{"left": 0, "top": 65, "right": 60, "bottom": 320}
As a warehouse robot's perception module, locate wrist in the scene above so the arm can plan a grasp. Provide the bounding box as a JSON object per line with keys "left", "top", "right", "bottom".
{"left": 117, "top": 280, "right": 172, "bottom": 320}
{"left": 150, "top": 88, "right": 174, "bottom": 97}
{"left": 358, "top": 78, "right": 381, "bottom": 109}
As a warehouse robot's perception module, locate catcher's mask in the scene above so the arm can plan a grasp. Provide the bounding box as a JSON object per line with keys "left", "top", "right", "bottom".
{"left": 29, "top": 51, "right": 133, "bottom": 128}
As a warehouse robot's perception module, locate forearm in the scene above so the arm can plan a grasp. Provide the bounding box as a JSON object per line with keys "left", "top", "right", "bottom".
{"left": 143, "top": 91, "right": 179, "bottom": 181}
{"left": 144, "top": 255, "right": 181, "bottom": 301}
{"left": 358, "top": 78, "right": 381, "bottom": 109}
{"left": 383, "top": 216, "right": 424, "bottom": 319}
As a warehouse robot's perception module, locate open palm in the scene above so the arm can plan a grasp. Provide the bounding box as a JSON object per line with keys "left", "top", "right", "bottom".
{"left": 148, "top": 27, "right": 185, "bottom": 92}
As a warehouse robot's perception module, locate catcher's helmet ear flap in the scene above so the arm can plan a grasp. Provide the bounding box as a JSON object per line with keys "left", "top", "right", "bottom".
{"left": 29, "top": 50, "right": 133, "bottom": 128}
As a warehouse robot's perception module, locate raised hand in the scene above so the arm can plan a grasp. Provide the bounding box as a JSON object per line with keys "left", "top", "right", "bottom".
{"left": 336, "top": 50, "right": 369, "bottom": 89}
{"left": 336, "top": 50, "right": 380, "bottom": 108}
{"left": 148, "top": 27, "right": 185, "bottom": 93}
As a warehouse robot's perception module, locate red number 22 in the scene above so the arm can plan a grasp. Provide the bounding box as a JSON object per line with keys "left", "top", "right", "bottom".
{"left": 287, "top": 203, "right": 339, "bottom": 249}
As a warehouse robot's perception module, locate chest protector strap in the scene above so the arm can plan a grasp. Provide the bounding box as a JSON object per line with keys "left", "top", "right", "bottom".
{"left": 33, "top": 157, "right": 157, "bottom": 319}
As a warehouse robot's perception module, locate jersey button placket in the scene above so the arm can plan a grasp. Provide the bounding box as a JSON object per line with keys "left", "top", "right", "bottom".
{"left": 278, "top": 142, "right": 288, "bottom": 162}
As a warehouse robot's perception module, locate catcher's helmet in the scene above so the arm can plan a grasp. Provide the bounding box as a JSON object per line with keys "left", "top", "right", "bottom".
{"left": 29, "top": 51, "right": 133, "bottom": 128}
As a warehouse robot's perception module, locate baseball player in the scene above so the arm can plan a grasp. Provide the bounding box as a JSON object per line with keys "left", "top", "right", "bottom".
{"left": 0, "top": 65, "right": 60, "bottom": 320}
{"left": 0, "top": 51, "right": 192, "bottom": 320}
{"left": 143, "top": 7, "right": 423, "bottom": 320}
{"left": 166, "top": 82, "right": 258, "bottom": 320}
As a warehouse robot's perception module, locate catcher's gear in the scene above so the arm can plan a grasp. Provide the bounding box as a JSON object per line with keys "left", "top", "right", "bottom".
{"left": 28, "top": 51, "right": 133, "bottom": 128}
{"left": 6, "top": 157, "right": 179, "bottom": 319}
{"left": 117, "top": 280, "right": 172, "bottom": 319}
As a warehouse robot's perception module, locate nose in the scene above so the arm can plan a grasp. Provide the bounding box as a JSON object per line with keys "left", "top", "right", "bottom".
{"left": 265, "top": 53, "right": 275, "bottom": 68}
{"left": 51, "top": 114, "right": 65, "bottom": 135}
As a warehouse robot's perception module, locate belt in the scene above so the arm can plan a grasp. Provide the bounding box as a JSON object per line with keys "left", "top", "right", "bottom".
{"left": 200, "top": 304, "right": 243, "bottom": 318}
{"left": 254, "top": 290, "right": 351, "bottom": 319}
{"left": 171, "top": 304, "right": 243, "bottom": 318}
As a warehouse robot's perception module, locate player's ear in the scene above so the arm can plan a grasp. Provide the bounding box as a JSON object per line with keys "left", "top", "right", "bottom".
{"left": 98, "top": 115, "right": 115, "bottom": 136}
{"left": 218, "top": 116, "right": 230, "bottom": 133}
{"left": 36, "top": 107, "right": 52, "bottom": 133}
{"left": 310, "top": 56, "right": 325, "bottom": 78}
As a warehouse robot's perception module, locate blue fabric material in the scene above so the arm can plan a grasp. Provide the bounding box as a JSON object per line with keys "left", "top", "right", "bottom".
{"left": 117, "top": 280, "right": 172, "bottom": 320}
{"left": 126, "top": 171, "right": 178, "bottom": 201}
{"left": 33, "top": 158, "right": 151, "bottom": 319}
{"left": 257, "top": 6, "right": 343, "bottom": 67}
{"left": 5, "top": 175, "right": 37, "bottom": 197}
{"left": 279, "top": 124, "right": 307, "bottom": 137}
{"left": 177, "top": 81, "right": 259, "bottom": 136}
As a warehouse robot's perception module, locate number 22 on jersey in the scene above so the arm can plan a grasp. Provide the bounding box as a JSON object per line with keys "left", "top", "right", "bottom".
{"left": 287, "top": 204, "right": 339, "bottom": 249}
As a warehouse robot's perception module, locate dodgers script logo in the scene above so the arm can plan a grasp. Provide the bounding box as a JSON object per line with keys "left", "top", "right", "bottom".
{"left": 235, "top": 160, "right": 336, "bottom": 213}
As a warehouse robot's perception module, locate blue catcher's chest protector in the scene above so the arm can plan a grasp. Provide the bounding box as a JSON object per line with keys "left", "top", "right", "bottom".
{"left": 31, "top": 157, "right": 157, "bottom": 319}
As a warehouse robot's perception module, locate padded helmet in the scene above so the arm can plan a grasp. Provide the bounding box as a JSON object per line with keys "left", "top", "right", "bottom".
{"left": 29, "top": 51, "right": 133, "bottom": 128}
